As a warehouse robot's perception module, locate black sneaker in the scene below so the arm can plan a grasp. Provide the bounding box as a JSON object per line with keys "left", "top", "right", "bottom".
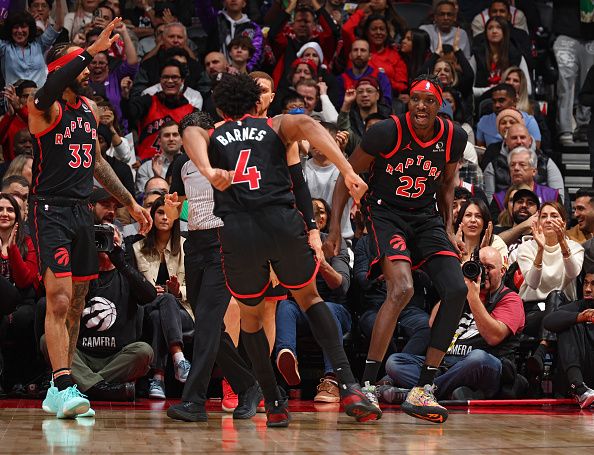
{"left": 341, "top": 383, "right": 382, "bottom": 422}
{"left": 233, "top": 382, "right": 263, "bottom": 420}
{"left": 265, "top": 396, "right": 290, "bottom": 428}
{"left": 167, "top": 401, "right": 208, "bottom": 422}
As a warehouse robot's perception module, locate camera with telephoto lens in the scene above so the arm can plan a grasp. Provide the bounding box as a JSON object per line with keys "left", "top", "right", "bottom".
{"left": 462, "top": 247, "right": 485, "bottom": 282}
{"left": 94, "top": 224, "right": 115, "bottom": 253}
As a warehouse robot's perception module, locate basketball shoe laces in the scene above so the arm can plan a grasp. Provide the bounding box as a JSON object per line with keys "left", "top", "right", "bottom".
{"left": 62, "top": 385, "right": 88, "bottom": 402}
{"left": 411, "top": 384, "right": 440, "bottom": 406}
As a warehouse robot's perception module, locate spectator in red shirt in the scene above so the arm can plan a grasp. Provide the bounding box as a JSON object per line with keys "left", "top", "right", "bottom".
{"left": 0, "top": 80, "right": 36, "bottom": 162}
{"left": 361, "top": 15, "right": 408, "bottom": 96}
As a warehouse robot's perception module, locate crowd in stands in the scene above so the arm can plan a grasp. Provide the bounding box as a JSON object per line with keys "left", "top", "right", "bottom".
{"left": 1, "top": 0, "right": 594, "bottom": 408}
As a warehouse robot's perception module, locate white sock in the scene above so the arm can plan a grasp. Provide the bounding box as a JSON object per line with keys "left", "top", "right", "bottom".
{"left": 173, "top": 352, "right": 185, "bottom": 364}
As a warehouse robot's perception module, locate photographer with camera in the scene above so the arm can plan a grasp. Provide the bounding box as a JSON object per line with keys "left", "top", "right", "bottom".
{"left": 41, "top": 220, "right": 155, "bottom": 404}
{"left": 383, "top": 246, "right": 525, "bottom": 401}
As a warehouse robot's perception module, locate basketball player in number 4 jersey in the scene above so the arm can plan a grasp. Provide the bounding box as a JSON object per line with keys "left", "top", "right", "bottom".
{"left": 27, "top": 18, "right": 152, "bottom": 419}
{"left": 182, "top": 73, "right": 381, "bottom": 427}
{"left": 327, "top": 75, "right": 469, "bottom": 423}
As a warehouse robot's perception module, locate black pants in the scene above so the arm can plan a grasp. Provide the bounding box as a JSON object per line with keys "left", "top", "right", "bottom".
{"left": 0, "top": 276, "right": 21, "bottom": 316}
{"left": 144, "top": 294, "right": 194, "bottom": 371}
{"left": 181, "top": 229, "right": 254, "bottom": 404}
{"left": 557, "top": 322, "right": 594, "bottom": 386}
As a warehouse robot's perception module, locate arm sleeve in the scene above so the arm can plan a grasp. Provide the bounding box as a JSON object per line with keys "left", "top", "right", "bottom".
{"left": 526, "top": 115, "right": 541, "bottom": 141}
{"left": 519, "top": 57, "right": 532, "bottom": 94}
{"left": 545, "top": 158, "right": 565, "bottom": 195}
{"left": 564, "top": 242, "right": 584, "bottom": 280}
{"left": 169, "top": 154, "right": 188, "bottom": 197}
{"left": 135, "top": 161, "right": 152, "bottom": 195}
{"left": 121, "top": 93, "right": 152, "bottom": 124}
{"left": 359, "top": 118, "right": 398, "bottom": 157}
{"left": 8, "top": 238, "right": 38, "bottom": 290}
{"left": 39, "top": 25, "right": 60, "bottom": 51}
{"left": 319, "top": 94, "right": 338, "bottom": 123}
{"left": 33, "top": 50, "right": 93, "bottom": 111}
{"left": 483, "top": 163, "right": 496, "bottom": 201}
{"left": 289, "top": 163, "right": 317, "bottom": 230}
{"left": 328, "top": 238, "right": 351, "bottom": 297}
{"left": 353, "top": 236, "right": 373, "bottom": 290}
{"left": 108, "top": 246, "right": 157, "bottom": 304}
{"left": 543, "top": 301, "right": 582, "bottom": 332}
{"left": 112, "top": 138, "right": 133, "bottom": 163}
{"left": 490, "top": 291, "right": 525, "bottom": 334}
{"left": 455, "top": 50, "right": 474, "bottom": 97}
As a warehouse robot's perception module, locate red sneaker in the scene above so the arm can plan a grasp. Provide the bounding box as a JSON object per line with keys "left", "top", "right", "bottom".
{"left": 257, "top": 399, "right": 265, "bottom": 413}
{"left": 265, "top": 397, "right": 290, "bottom": 428}
{"left": 221, "top": 378, "right": 238, "bottom": 413}
{"left": 341, "top": 383, "right": 382, "bottom": 422}
{"left": 276, "top": 349, "right": 300, "bottom": 386}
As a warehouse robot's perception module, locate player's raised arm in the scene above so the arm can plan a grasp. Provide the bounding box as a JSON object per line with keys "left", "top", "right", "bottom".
{"left": 277, "top": 114, "right": 368, "bottom": 204}
{"left": 29, "top": 18, "right": 123, "bottom": 118}
{"left": 182, "top": 125, "right": 235, "bottom": 191}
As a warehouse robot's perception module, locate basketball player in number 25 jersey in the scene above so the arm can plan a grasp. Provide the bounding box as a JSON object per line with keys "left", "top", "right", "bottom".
{"left": 327, "top": 75, "right": 469, "bottom": 424}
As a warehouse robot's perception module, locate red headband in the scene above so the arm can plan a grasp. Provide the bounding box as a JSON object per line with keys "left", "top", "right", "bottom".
{"left": 410, "top": 79, "right": 443, "bottom": 105}
{"left": 47, "top": 48, "right": 85, "bottom": 73}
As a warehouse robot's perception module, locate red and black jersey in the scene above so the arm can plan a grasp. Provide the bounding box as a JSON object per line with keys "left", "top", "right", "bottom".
{"left": 360, "top": 112, "right": 467, "bottom": 210}
{"left": 208, "top": 115, "right": 294, "bottom": 218}
{"left": 31, "top": 96, "right": 98, "bottom": 199}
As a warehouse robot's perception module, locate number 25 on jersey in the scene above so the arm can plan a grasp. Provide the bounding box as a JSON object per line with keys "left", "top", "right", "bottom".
{"left": 232, "top": 149, "right": 261, "bottom": 190}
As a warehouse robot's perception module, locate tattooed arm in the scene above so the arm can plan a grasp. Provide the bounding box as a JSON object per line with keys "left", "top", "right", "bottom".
{"left": 89, "top": 101, "right": 153, "bottom": 234}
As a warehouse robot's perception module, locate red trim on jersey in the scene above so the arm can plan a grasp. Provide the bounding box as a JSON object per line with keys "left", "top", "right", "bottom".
{"left": 72, "top": 273, "right": 99, "bottom": 282}
{"left": 80, "top": 96, "right": 99, "bottom": 124}
{"left": 228, "top": 280, "right": 271, "bottom": 300}
{"left": 266, "top": 117, "right": 274, "bottom": 128}
{"left": 445, "top": 119, "right": 454, "bottom": 163}
{"left": 32, "top": 138, "right": 43, "bottom": 195}
{"left": 277, "top": 258, "right": 320, "bottom": 290}
{"left": 264, "top": 294, "right": 288, "bottom": 302}
{"left": 54, "top": 271, "right": 72, "bottom": 278}
{"left": 208, "top": 128, "right": 214, "bottom": 137}
{"left": 216, "top": 227, "right": 271, "bottom": 302}
{"left": 405, "top": 112, "right": 444, "bottom": 149}
{"left": 386, "top": 254, "right": 411, "bottom": 263}
{"left": 381, "top": 115, "right": 403, "bottom": 159}
{"left": 412, "top": 250, "right": 460, "bottom": 270}
{"left": 32, "top": 202, "right": 42, "bottom": 273}
{"left": 66, "top": 98, "right": 81, "bottom": 110}
{"left": 33, "top": 103, "right": 63, "bottom": 138}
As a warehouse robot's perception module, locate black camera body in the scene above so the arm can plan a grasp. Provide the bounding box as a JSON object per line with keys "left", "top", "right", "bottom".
{"left": 462, "top": 248, "right": 486, "bottom": 282}
{"left": 94, "top": 224, "right": 115, "bottom": 253}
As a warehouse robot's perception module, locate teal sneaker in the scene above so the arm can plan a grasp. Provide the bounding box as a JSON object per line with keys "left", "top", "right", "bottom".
{"left": 42, "top": 382, "right": 59, "bottom": 415}
{"left": 56, "top": 386, "right": 90, "bottom": 419}
{"left": 76, "top": 408, "right": 96, "bottom": 418}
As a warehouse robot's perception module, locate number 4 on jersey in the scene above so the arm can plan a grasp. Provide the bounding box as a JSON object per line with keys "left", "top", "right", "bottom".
{"left": 232, "top": 149, "right": 261, "bottom": 190}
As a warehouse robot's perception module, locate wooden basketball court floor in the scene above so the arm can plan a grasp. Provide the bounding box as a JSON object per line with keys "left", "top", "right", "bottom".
{"left": 1, "top": 399, "right": 592, "bottom": 454}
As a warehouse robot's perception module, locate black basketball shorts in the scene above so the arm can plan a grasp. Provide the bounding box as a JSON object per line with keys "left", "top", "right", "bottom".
{"left": 364, "top": 201, "right": 459, "bottom": 279}
{"left": 29, "top": 197, "right": 98, "bottom": 281}
{"left": 219, "top": 206, "right": 318, "bottom": 306}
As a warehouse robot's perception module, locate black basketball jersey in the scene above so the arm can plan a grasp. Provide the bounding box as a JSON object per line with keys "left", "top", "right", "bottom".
{"left": 361, "top": 112, "right": 467, "bottom": 210}
{"left": 31, "top": 96, "right": 98, "bottom": 199}
{"left": 208, "top": 115, "right": 294, "bottom": 218}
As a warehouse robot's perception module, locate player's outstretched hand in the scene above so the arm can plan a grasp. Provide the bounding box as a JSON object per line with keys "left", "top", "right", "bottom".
{"left": 308, "top": 229, "right": 324, "bottom": 262}
{"left": 208, "top": 168, "right": 235, "bottom": 191}
{"left": 344, "top": 172, "right": 368, "bottom": 204}
{"left": 323, "top": 227, "right": 341, "bottom": 258}
{"left": 164, "top": 192, "right": 181, "bottom": 220}
{"left": 129, "top": 202, "right": 153, "bottom": 235}
{"left": 88, "top": 17, "right": 122, "bottom": 55}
